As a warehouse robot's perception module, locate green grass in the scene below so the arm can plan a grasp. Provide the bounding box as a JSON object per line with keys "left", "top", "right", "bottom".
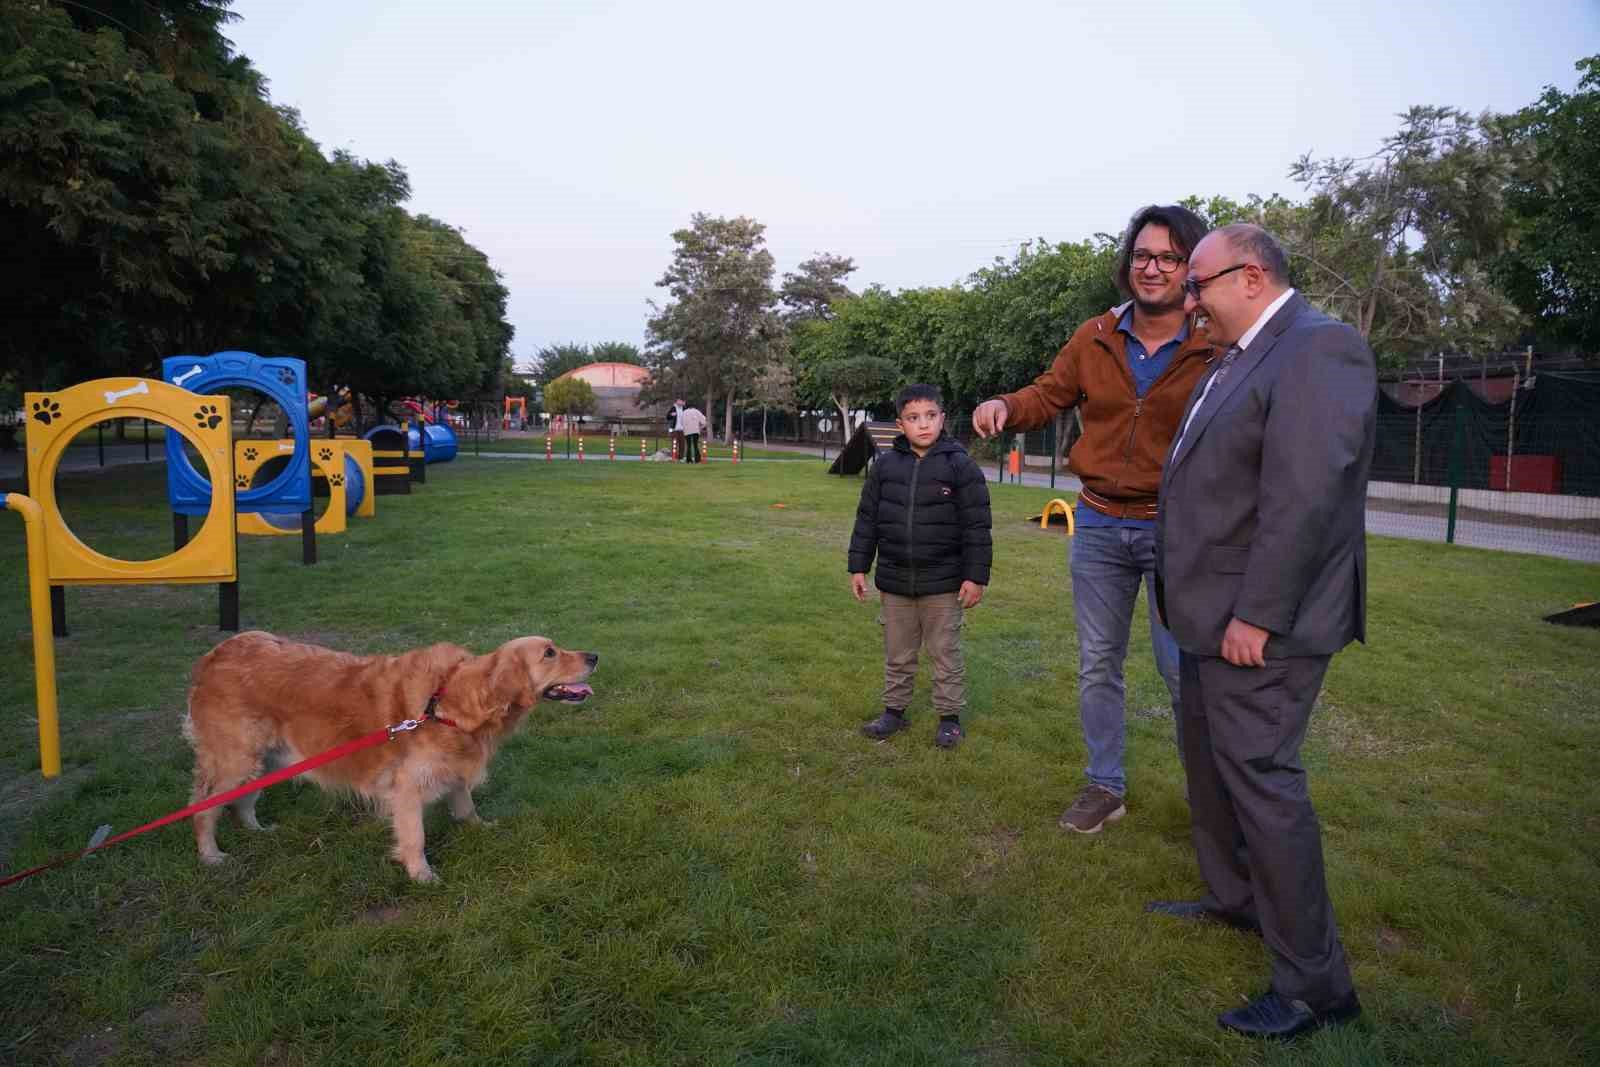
{"left": 1, "top": 458, "right": 1597, "bottom": 1065}
{"left": 476, "top": 432, "right": 811, "bottom": 461}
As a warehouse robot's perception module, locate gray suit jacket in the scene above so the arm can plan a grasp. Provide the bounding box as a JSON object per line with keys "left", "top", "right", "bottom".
{"left": 1155, "top": 293, "right": 1377, "bottom": 658}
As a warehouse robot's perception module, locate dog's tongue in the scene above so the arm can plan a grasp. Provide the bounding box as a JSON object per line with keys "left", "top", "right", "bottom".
{"left": 543, "top": 683, "right": 593, "bottom": 703}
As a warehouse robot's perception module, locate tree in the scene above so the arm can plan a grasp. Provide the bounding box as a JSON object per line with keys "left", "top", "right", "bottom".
{"left": 1496, "top": 55, "right": 1600, "bottom": 352}
{"left": 780, "top": 253, "right": 857, "bottom": 324}
{"left": 529, "top": 343, "right": 592, "bottom": 391}
{"left": 542, "top": 376, "right": 595, "bottom": 418}
{"left": 589, "top": 341, "right": 642, "bottom": 364}
{"left": 0, "top": 1, "right": 512, "bottom": 412}
{"left": 811, "top": 355, "right": 899, "bottom": 444}
{"left": 1287, "top": 106, "right": 1524, "bottom": 360}
{"left": 746, "top": 352, "right": 796, "bottom": 447}
{"left": 644, "top": 213, "right": 783, "bottom": 443}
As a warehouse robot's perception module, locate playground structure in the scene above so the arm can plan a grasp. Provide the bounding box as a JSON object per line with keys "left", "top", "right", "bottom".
{"left": 9, "top": 355, "right": 466, "bottom": 779}
{"left": 15, "top": 376, "right": 239, "bottom": 777}
{"left": 1030, "top": 497, "right": 1077, "bottom": 535}
{"left": 827, "top": 421, "right": 900, "bottom": 476}
{"left": 504, "top": 395, "right": 528, "bottom": 430}
{"left": 307, "top": 387, "right": 356, "bottom": 431}
{"left": 235, "top": 438, "right": 374, "bottom": 536}
{"left": 164, "top": 352, "right": 317, "bottom": 565}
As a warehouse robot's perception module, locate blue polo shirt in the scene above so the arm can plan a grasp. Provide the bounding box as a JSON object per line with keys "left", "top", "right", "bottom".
{"left": 1075, "top": 308, "right": 1188, "bottom": 531}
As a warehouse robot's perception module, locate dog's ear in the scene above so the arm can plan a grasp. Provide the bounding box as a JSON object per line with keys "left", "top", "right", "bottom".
{"left": 427, "top": 645, "right": 500, "bottom": 731}
{"left": 490, "top": 638, "right": 547, "bottom": 710}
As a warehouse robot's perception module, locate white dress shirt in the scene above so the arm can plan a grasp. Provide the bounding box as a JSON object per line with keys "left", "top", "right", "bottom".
{"left": 1173, "top": 288, "right": 1297, "bottom": 452}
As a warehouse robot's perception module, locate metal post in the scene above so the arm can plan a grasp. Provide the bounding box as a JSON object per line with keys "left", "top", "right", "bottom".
{"left": 1414, "top": 383, "right": 1423, "bottom": 484}
{"left": 143, "top": 418, "right": 150, "bottom": 461}
{"left": 1446, "top": 404, "right": 1465, "bottom": 544}
{"left": 96, "top": 421, "right": 104, "bottom": 467}
{"left": 5, "top": 493, "right": 61, "bottom": 776}
{"left": 301, "top": 509, "right": 317, "bottom": 565}
{"left": 1507, "top": 367, "right": 1518, "bottom": 491}
{"left": 1048, "top": 418, "right": 1057, "bottom": 489}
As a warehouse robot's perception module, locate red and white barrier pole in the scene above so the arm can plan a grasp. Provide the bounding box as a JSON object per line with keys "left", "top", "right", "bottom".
{"left": 671, "top": 439, "right": 678, "bottom": 462}
{"left": 640, "top": 439, "right": 646, "bottom": 461}
{"left": 545, "top": 434, "right": 552, "bottom": 462}
{"left": 733, "top": 438, "right": 741, "bottom": 463}
{"left": 578, "top": 436, "right": 585, "bottom": 463}
{"left": 608, "top": 436, "right": 616, "bottom": 461}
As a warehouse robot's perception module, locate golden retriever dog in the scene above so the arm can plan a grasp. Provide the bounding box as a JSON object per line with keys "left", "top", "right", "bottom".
{"left": 184, "top": 631, "right": 597, "bottom": 882}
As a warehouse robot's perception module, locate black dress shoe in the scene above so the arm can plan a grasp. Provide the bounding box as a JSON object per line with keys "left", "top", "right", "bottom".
{"left": 1144, "top": 899, "right": 1261, "bottom": 935}
{"left": 1218, "top": 990, "right": 1362, "bottom": 1040}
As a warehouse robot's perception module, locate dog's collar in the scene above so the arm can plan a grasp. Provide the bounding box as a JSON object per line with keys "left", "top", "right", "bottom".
{"left": 423, "top": 687, "right": 462, "bottom": 730}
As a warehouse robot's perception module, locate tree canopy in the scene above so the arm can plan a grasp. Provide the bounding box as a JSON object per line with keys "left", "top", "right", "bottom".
{"left": 0, "top": 0, "right": 512, "bottom": 410}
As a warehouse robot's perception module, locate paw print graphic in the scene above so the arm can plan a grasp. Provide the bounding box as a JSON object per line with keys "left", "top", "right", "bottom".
{"left": 242, "top": 446, "right": 259, "bottom": 462}
{"left": 194, "top": 404, "right": 223, "bottom": 430}
{"left": 235, "top": 474, "right": 251, "bottom": 489}
{"left": 276, "top": 368, "right": 296, "bottom": 386}
{"left": 317, "top": 446, "right": 334, "bottom": 463}
{"left": 31, "top": 399, "right": 61, "bottom": 426}
{"left": 328, "top": 472, "right": 345, "bottom": 488}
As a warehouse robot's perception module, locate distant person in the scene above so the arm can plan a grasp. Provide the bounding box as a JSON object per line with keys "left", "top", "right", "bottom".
{"left": 680, "top": 404, "right": 707, "bottom": 463}
{"left": 971, "top": 204, "right": 1216, "bottom": 834}
{"left": 668, "top": 399, "right": 686, "bottom": 460}
{"left": 1148, "top": 223, "right": 1374, "bottom": 1040}
{"left": 848, "top": 384, "right": 992, "bottom": 748}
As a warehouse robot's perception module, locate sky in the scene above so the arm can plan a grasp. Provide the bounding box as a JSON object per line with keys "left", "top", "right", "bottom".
{"left": 224, "top": 0, "right": 1600, "bottom": 369}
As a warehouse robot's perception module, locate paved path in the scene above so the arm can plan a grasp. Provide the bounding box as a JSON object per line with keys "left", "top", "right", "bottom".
{"left": 5, "top": 440, "right": 1593, "bottom": 563}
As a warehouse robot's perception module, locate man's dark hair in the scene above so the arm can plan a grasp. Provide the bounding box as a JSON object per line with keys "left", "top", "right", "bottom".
{"left": 896, "top": 383, "right": 943, "bottom": 412}
{"left": 1112, "top": 204, "right": 1210, "bottom": 298}
{"left": 1216, "top": 223, "right": 1291, "bottom": 283}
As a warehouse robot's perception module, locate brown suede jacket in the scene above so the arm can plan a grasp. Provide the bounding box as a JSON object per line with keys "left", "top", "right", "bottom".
{"left": 994, "top": 304, "right": 1217, "bottom": 512}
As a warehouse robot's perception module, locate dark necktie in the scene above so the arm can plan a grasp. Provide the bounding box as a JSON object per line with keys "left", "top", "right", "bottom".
{"left": 1174, "top": 344, "right": 1242, "bottom": 455}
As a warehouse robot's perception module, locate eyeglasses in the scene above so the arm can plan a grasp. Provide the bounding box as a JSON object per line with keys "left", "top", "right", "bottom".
{"left": 1130, "top": 250, "right": 1186, "bottom": 273}
{"left": 1182, "top": 262, "right": 1253, "bottom": 299}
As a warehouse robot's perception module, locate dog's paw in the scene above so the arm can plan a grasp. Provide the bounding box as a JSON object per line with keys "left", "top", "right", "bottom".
{"left": 407, "top": 865, "right": 439, "bottom": 884}
{"left": 199, "top": 850, "right": 229, "bottom": 866}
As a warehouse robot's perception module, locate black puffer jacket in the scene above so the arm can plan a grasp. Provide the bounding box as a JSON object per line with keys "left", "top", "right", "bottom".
{"left": 847, "top": 434, "right": 992, "bottom": 596}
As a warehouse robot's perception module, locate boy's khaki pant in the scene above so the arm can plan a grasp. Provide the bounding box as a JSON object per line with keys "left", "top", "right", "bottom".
{"left": 879, "top": 591, "right": 965, "bottom": 716}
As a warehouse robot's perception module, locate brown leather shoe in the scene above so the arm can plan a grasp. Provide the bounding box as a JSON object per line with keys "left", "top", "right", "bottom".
{"left": 1058, "top": 784, "right": 1127, "bottom": 833}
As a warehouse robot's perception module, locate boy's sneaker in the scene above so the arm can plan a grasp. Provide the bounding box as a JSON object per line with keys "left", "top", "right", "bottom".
{"left": 1058, "top": 784, "right": 1127, "bottom": 834}
{"left": 934, "top": 719, "right": 964, "bottom": 749}
{"left": 861, "top": 709, "right": 908, "bottom": 739}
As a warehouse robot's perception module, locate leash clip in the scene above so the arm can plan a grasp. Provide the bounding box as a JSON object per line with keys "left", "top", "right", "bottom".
{"left": 387, "top": 718, "right": 424, "bottom": 739}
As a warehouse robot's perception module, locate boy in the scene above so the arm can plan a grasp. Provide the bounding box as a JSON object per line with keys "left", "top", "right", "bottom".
{"left": 847, "top": 385, "right": 992, "bottom": 748}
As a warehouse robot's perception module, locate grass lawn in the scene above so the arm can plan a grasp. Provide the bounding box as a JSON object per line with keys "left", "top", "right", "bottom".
{"left": 1, "top": 457, "right": 1596, "bottom": 1065}
{"left": 476, "top": 432, "right": 812, "bottom": 461}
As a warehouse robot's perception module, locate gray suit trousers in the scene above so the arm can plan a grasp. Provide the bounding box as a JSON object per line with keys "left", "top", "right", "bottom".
{"left": 1179, "top": 649, "right": 1355, "bottom": 1008}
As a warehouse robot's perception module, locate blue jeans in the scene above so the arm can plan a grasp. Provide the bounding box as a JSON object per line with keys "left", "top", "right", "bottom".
{"left": 1069, "top": 525, "right": 1182, "bottom": 796}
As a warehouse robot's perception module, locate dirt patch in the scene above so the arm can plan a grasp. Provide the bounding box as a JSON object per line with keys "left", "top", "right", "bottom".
{"left": 1376, "top": 926, "right": 1409, "bottom": 954}
{"left": 132, "top": 999, "right": 205, "bottom": 1055}
{"left": 963, "top": 826, "right": 1022, "bottom": 887}
{"left": 359, "top": 904, "right": 406, "bottom": 925}
{"left": 1308, "top": 705, "right": 1426, "bottom": 760}
{"left": 61, "top": 1024, "right": 120, "bottom": 1067}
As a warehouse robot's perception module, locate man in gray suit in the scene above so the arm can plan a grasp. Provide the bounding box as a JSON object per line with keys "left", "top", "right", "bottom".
{"left": 1148, "top": 224, "right": 1374, "bottom": 1040}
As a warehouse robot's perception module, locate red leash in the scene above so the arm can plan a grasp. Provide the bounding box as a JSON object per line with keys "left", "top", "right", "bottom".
{"left": 1, "top": 701, "right": 451, "bottom": 890}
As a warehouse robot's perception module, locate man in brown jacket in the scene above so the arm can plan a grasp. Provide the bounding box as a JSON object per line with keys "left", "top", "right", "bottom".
{"left": 972, "top": 204, "right": 1215, "bottom": 833}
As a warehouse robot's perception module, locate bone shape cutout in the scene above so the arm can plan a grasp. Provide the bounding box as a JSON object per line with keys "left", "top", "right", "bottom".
{"left": 172, "top": 365, "right": 204, "bottom": 387}
{"left": 103, "top": 381, "right": 151, "bottom": 405}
